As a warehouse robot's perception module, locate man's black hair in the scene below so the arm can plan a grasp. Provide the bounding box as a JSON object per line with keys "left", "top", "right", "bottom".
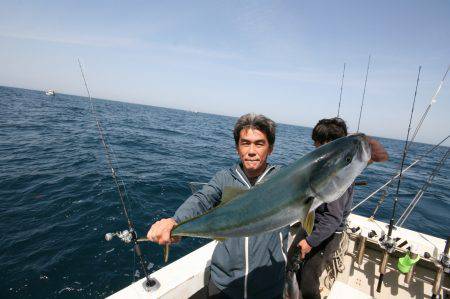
{"left": 234, "top": 113, "right": 276, "bottom": 147}
{"left": 312, "top": 117, "right": 348, "bottom": 144}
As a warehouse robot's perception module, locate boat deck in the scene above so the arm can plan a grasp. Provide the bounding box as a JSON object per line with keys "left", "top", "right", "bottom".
{"left": 108, "top": 213, "right": 449, "bottom": 298}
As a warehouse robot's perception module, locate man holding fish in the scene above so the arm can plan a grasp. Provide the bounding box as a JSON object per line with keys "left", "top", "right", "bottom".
{"left": 147, "top": 113, "right": 387, "bottom": 299}
{"left": 293, "top": 117, "right": 388, "bottom": 299}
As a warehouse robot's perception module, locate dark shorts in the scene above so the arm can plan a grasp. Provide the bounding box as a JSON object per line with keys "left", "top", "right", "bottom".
{"left": 296, "top": 233, "right": 343, "bottom": 299}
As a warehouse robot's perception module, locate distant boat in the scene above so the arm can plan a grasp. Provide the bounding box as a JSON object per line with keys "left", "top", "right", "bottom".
{"left": 45, "top": 89, "right": 56, "bottom": 96}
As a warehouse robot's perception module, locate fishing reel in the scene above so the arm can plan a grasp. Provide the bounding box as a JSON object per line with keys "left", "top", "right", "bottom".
{"left": 378, "top": 232, "right": 397, "bottom": 254}
{"left": 105, "top": 229, "right": 136, "bottom": 244}
{"left": 437, "top": 253, "right": 450, "bottom": 274}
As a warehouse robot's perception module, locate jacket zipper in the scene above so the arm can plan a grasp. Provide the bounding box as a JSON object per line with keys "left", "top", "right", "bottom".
{"left": 235, "top": 166, "right": 273, "bottom": 299}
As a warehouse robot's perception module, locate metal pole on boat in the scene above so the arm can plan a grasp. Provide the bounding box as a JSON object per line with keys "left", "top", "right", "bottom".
{"left": 356, "top": 55, "right": 371, "bottom": 133}
{"left": 432, "top": 236, "right": 450, "bottom": 298}
{"left": 337, "top": 62, "right": 346, "bottom": 118}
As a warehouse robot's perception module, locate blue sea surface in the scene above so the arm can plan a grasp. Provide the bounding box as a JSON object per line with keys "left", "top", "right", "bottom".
{"left": 0, "top": 86, "right": 448, "bottom": 298}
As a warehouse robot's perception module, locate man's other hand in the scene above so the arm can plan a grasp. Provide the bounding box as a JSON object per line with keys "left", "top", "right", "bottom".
{"left": 368, "top": 137, "right": 388, "bottom": 163}
{"left": 298, "top": 239, "right": 312, "bottom": 260}
{"left": 147, "top": 218, "right": 180, "bottom": 245}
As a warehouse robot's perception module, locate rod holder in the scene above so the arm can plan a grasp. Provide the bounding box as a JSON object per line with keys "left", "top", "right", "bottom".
{"left": 377, "top": 251, "right": 389, "bottom": 293}
{"left": 432, "top": 267, "right": 443, "bottom": 298}
{"left": 357, "top": 236, "right": 366, "bottom": 266}
{"left": 402, "top": 251, "right": 419, "bottom": 284}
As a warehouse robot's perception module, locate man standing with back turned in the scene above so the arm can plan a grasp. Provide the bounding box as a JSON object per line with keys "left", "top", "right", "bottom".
{"left": 147, "top": 113, "right": 289, "bottom": 299}
{"left": 296, "top": 117, "right": 388, "bottom": 299}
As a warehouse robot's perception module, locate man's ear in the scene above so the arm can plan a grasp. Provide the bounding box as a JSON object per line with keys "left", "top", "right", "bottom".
{"left": 268, "top": 145, "right": 274, "bottom": 155}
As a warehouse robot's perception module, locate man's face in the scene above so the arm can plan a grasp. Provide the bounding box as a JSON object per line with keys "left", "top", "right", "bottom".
{"left": 236, "top": 128, "right": 273, "bottom": 176}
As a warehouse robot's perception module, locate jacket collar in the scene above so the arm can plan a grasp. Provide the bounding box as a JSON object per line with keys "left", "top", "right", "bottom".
{"left": 232, "top": 163, "right": 276, "bottom": 188}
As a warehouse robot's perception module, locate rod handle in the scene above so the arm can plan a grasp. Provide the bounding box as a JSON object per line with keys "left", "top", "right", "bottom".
{"left": 376, "top": 273, "right": 384, "bottom": 293}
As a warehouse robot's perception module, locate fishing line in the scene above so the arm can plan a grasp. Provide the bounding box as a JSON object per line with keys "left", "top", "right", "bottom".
{"left": 406, "top": 65, "right": 450, "bottom": 151}
{"left": 78, "top": 59, "right": 133, "bottom": 229}
{"left": 77, "top": 59, "right": 154, "bottom": 288}
{"left": 337, "top": 62, "right": 346, "bottom": 118}
{"left": 356, "top": 55, "right": 371, "bottom": 132}
{"left": 351, "top": 134, "right": 449, "bottom": 211}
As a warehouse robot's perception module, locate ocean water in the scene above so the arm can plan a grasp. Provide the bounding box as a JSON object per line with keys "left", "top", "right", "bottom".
{"left": 0, "top": 86, "right": 448, "bottom": 298}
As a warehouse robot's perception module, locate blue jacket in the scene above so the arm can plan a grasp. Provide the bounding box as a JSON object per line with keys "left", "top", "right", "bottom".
{"left": 173, "top": 164, "right": 289, "bottom": 299}
{"left": 306, "top": 186, "right": 354, "bottom": 247}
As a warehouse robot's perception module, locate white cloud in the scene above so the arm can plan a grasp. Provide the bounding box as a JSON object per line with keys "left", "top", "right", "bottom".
{"left": 0, "top": 31, "right": 139, "bottom": 48}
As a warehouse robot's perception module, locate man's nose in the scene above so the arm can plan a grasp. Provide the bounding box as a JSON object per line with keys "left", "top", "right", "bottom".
{"left": 248, "top": 144, "right": 256, "bottom": 155}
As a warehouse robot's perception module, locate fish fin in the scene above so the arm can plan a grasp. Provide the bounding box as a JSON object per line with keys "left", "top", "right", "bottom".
{"left": 220, "top": 187, "right": 248, "bottom": 204}
{"left": 302, "top": 211, "right": 315, "bottom": 235}
{"left": 163, "top": 244, "right": 170, "bottom": 263}
{"left": 308, "top": 196, "right": 323, "bottom": 212}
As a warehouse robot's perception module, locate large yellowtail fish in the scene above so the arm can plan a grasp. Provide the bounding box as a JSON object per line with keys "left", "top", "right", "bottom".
{"left": 172, "top": 134, "right": 371, "bottom": 239}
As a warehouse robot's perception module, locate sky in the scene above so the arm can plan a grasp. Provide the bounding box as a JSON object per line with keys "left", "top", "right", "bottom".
{"left": 1, "top": 0, "right": 449, "bottom": 145}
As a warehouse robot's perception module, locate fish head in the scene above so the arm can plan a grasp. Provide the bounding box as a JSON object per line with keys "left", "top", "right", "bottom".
{"left": 308, "top": 134, "right": 371, "bottom": 203}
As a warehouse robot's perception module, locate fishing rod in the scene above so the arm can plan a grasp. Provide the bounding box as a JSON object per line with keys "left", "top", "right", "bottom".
{"left": 351, "top": 133, "right": 450, "bottom": 212}
{"left": 337, "top": 62, "right": 346, "bottom": 118}
{"left": 356, "top": 55, "right": 371, "bottom": 132}
{"left": 77, "top": 59, "right": 156, "bottom": 291}
{"left": 388, "top": 65, "right": 421, "bottom": 235}
{"left": 406, "top": 65, "right": 449, "bottom": 151}
{"left": 352, "top": 65, "right": 450, "bottom": 213}
{"left": 376, "top": 65, "right": 421, "bottom": 293}
{"left": 395, "top": 149, "right": 449, "bottom": 228}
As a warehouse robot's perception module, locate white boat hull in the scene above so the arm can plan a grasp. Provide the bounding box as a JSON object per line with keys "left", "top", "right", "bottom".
{"left": 108, "top": 213, "right": 449, "bottom": 298}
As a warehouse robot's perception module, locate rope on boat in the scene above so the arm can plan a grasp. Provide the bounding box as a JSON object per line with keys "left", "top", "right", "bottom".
{"left": 324, "top": 231, "right": 349, "bottom": 290}
{"left": 395, "top": 149, "right": 449, "bottom": 228}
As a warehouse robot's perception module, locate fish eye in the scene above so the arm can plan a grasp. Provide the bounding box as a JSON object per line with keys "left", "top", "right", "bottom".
{"left": 345, "top": 156, "right": 352, "bottom": 164}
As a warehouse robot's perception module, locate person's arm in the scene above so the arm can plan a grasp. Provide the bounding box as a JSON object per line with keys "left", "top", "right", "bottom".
{"left": 172, "top": 173, "right": 223, "bottom": 223}
{"left": 368, "top": 137, "right": 389, "bottom": 163}
{"left": 147, "top": 172, "right": 224, "bottom": 245}
{"left": 299, "top": 189, "right": 351, "bottom": 258}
